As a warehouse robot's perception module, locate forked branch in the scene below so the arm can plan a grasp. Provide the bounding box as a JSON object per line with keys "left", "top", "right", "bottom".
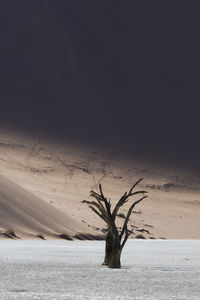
{"left": 120, "top": 195, "right": 148, "bottom": 240}
{"left": 82, "top": 179, "right": 148, "bottom": 268}
{"left": 112, "top": 178, "right": 147, "bottom": 219}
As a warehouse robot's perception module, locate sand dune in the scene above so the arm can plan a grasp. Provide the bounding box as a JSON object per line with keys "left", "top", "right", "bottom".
{"left": 0, "top": 129, "right": 199, "bottom": 240}
{"left": 0, "top": 174, "right": 97, "bottom": 239}
{"left": 0, "top": 2, "right": 199, "bottom": 241}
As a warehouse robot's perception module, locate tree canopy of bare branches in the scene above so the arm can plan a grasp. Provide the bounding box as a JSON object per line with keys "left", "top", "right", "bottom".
{"left": 82, "top": 178, "right": 148, "bottom": 268}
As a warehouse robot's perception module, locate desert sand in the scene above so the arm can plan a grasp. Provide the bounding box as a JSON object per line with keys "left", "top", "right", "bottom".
{"left": 0, "top": 128, "right": 199, "bottom": 240}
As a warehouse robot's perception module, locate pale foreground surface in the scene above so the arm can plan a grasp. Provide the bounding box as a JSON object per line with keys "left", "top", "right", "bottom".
{"left": 0, "top": 240, "right": 199, "bottom": 300}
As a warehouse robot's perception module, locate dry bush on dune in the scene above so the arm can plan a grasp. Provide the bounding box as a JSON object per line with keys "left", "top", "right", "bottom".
{"left": 36, "top": 234, "right": 46, "bottom": 240}
{"left": 2, "top": 229, "right": 19, "bottom": 239}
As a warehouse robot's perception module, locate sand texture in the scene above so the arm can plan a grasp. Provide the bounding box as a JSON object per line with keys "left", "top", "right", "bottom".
{"left": 0, "top": 174, "right": 100, "bottom": 240}
{"left": 0, "top": 129, "right": 199, "bottom": 240}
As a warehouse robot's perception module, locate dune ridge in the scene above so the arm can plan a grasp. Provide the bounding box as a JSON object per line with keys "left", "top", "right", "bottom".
{"left": 0, "top": 129, "right": 199, "bottom": 240}
{"left": 0, "top": 174, "right": 98, "bottom": 240}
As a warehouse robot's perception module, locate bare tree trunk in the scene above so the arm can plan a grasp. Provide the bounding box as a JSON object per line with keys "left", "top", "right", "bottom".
{"left": 102, "top": 232, "right": 113, "bottom": 266}
{"left": 82, "top": 180, "right": 148, "bottom": 269}
{"left": 103, "top": 235, "right": 121, "bottom": 268}
{"left": 108, "top": 248, "right": 121, "bottom": 268}
{"left": 103, "top": 225, "right": 121, "bottom": 268}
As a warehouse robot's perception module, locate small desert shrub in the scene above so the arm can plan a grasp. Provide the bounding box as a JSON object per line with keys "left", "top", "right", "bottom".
{"left": 58, "top": 233, "right": 73, "bottom": 240}
{"left": 36, "top": 234, "right": 45, "bottom": 240}
{"left": 74, "top": 233, "right": 104, "bottom": 240}
{"left": 3, "top": 229, "right": 18, "bottom": 239}
{"left": 117, "top": 213, "right": 126, "bottom": 219}
{"left": 136, "top": 234, "right": 146, "bottom": 239}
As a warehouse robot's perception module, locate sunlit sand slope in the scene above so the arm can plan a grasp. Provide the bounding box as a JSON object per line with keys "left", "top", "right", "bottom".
{"left": 0, "top": 129, "right": 199, "bottom": 239}
{"left": 0, "top": 174, "right": 96, "bottom": 239}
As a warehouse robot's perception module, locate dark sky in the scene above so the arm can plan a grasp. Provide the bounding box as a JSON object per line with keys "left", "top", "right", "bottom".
{"left": 0, "top": 1, "right": 200, "bottom": 168}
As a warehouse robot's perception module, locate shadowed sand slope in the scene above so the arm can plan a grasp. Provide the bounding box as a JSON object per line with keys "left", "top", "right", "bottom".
{"left": 0, "top": 130, "right": 199, "bottom": 239}
{"left": 0, "top": 1, "right": 200, "bottom": 168}
{"left": 0, "top": 174, "right": 96, "bottom": 239}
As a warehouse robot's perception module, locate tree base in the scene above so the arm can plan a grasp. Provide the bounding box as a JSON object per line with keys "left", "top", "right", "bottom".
{"left": 102, "top": 254, "right": 121, "bottom": 268}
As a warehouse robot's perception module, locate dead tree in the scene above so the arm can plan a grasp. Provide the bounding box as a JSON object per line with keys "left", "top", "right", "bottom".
{"left": 82, "top": 178, "right": 148, "bottom": 268}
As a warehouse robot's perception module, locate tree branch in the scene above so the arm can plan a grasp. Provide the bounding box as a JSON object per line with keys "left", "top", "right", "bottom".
{"left": 120, "top": 195, "right": 148, "bottom": 240}
{"left": 90, "top": 191, "right": 106, "bottom": 209}
{"left": 112, "top": 178, "right": 147, "bottom": 219}
{"left": 128, "top": 178, "right": 144, "bottom": 194}
{"left": 82, "top": 200, "right": 109, "bottom": 223}
{"left": 88, "top": 205, "right": 104, "bottom": 219}
{"left": 98, "top": 184, "right": 112, "bottom": 218}
{"left": 120, "top": 226, "right": 133, "bottom": 251}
